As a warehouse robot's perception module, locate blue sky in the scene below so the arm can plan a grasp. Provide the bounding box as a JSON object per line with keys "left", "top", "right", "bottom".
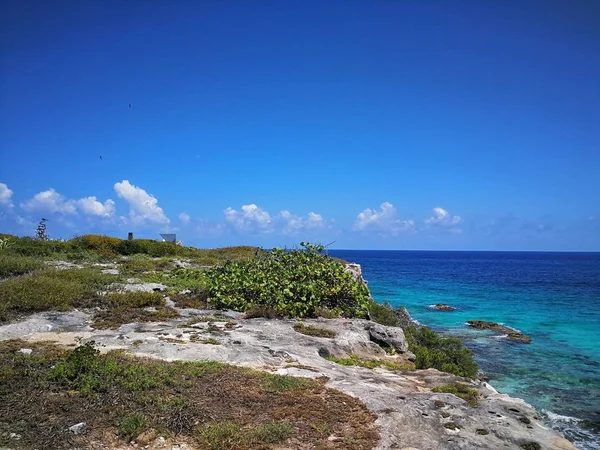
{"left": 1, "top": 1, "right": 599, "bottom": 251}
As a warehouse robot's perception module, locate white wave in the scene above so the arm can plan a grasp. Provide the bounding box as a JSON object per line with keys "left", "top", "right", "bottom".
{"left": 542, "top": 409, "right": 582, "bottom": 423}
{"left": 490, "top": 334, "right": 509, "bottom": 339}
{"left": 498, "top": 323, "right": 523, "bottom": 333}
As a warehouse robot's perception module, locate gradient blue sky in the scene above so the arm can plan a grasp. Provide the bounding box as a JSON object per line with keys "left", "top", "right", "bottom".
{"left": 1, "top": 0, "right": 599, "bottom": 250}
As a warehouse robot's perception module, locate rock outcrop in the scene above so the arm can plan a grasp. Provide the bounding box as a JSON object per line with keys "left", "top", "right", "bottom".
{"left": 0, "top": 310, "right": 572, "bottom": 449}
{"left": 431, "top": 303, "right": 456, "bottom": 311}
{"left": 467, "top": 320, "right": 532, "bottom": 344}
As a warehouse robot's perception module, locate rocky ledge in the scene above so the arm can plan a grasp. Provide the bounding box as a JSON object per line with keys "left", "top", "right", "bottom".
{"left": 0, "top": 309, "right": 571, "bottom": 449}
{"left": 467, "top": 320, "right": 533, "bottom": 344}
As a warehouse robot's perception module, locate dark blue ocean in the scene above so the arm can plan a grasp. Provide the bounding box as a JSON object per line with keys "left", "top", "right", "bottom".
{"left": 329, "top": 250, "right": 600, "bottom": 450}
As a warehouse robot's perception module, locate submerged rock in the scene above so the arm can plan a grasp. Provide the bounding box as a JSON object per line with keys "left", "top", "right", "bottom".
{"left": 467, "top": 320, "right": 532, "bottom": 343}
{"left": 431, "top": 304, "right": 456, "bottom": 311}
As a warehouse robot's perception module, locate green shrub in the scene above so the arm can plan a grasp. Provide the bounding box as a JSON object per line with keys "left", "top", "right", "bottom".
{"left": 404, "top": 326, "right": 478, "bottom": 378}
{"left": 204, "top": 243, "right": 371, "bottom": 318}
{"left": 0, "top": 255, "right": 43, "bottom": 278}
{"left": 75, "top": 234, "right": 122, "bottom": 257}
{"left": 431, "top": 383, "right": 480, "bottom": 407}
{"left": 368, "top": 301, "right": 402, "bottom": 327}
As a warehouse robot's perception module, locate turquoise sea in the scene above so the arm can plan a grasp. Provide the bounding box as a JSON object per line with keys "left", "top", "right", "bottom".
{"left": 329, "top": 250, "right": 600, "bottom": 450}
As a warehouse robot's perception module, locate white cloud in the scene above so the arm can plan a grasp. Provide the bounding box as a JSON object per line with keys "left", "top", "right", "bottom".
{"left": 425, "top": 207, "right": 462, "bottom": 232}
{"left": 114, "top": 180, "right": 169, "bottom": 225}
{"left": 279, "top": 210, "right": 329, "bottom": 235}
{"left": 0, "top": 183, "right": 14, "bottom": 208}
{"left": 353, "top": 202, "right": 415, "bottom": 234}
{"left": 76, "top": 197, "right": 116, "bottom": 217}
{"left": 21, "top": 188, "right": 77, "bottom": 215}
{"left": 179, "top": 212, "right": 191, "bottom": 224}
{"left": 224, "top": 204, "right": 272, "bottom": 233}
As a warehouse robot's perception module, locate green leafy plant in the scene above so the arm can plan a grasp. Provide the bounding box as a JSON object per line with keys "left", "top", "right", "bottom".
{"left": 204, "top": 243, "right": 371, "bottom": 318}
{"left": 404, "top": 326, "right": 479, "bottom": 378}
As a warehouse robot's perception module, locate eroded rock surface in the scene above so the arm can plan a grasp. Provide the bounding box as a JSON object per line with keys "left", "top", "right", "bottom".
{"left": 0, "top": 311, "right": 573, "bottom": 449}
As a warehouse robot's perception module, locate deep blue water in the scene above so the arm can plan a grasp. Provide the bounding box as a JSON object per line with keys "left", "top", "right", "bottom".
{"left": 329, "top": 250, "right": 600, "bottom": 449}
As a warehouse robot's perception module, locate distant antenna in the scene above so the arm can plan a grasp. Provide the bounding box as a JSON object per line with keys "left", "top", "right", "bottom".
{"left": 159, "top": 233, "right": 176, "bottom": 243}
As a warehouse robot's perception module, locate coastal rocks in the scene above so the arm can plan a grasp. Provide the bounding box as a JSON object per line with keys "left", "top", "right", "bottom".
{"left": 44, "top": 260, "right": 84, "bottom": 270}
{"left": 345, "top": 263, "right": 368, "bottom": 286}
{"left": 430, "top": 304, "right": 456, "bottom": 311}
{"left": 69, "top": 422, "right": 87, "bottom": 434}
{"left": 467, "top": 320, "right": 532, "bottom": 344}
{"left": 115, "top": 282, "right": 167, "bottom": 293}
{"left": 365, "top": 322, "right": 412, "bottom": 357}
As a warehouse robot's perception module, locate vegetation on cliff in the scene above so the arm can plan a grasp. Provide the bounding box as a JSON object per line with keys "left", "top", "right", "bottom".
{"left": 0, "top": 233, "right": 477, "bottom": 378}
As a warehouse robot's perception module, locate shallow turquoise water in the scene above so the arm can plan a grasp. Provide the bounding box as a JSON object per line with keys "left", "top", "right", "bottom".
{"left": 330, "top": 250, "right": 600, "bottom": 449}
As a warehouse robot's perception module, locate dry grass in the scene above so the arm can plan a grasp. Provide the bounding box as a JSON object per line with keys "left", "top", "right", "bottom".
{"left": 0, "top": 340, "right": 379, "bottom": 449}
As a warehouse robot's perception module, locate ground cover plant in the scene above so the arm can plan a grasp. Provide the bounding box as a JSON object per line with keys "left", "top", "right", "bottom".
{"left": 431, "top": 383, "right": 480, "bottom": 407}
{"left": 0, "top": 340, "right": 379, "bottom": 449}
{"left": 326, "top": 354, "right": 413, "bottom": 371}
{"left": 293, "top": 322, "right": 337, "bottom": 338}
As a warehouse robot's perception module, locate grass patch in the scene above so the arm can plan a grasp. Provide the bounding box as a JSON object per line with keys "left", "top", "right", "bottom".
{"left": 104, "top": 291, "right": 165, "bottom": 308}
{"left": 119, "top": 257, "right": 173, "bottom": 274}
{"left": 0, "top": 254, "right": 43, "bottom": 278}
{"left": 92, "top": 291, "right": 180, "bottom": 329}
{"left": 0, "top": 268, "right": 117, "bottom": 322}
{"left": 118, "top": 413, "right": 147, "bottom": 440}
{"left": 326, "top": 354, "right": 413, "bottom": 370}
{"left": 293, "top": 323, "right": 337, "bottom": 338}
{"left": 431, "top": 383, "right": 480, "bottom": 407}
{"left": 0, "top": 340, "right": 378, "bottom": 449}
{"left": 94, "top": 305, "right": 179, "bottom": 329}
{"left": 196, "top": 421, "right": 293, "bottom": 449}
{"left": 170, "top": 290, "right": 211, "bottom": 308}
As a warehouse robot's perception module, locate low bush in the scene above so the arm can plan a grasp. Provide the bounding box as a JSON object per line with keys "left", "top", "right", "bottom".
{"left": 431, "top": 383, "right": 480, "bottom": 407}
{"left": 368, "top": 300, "right": 402, "bottom": 326}
{"left": 0, "top": 254, "right": 43, "bottom": 278}
{"left": 404, "top": 326, "right": 479, "bottom": 379}
{"left": 204, "top": 243, "right": 371, "bottom": 318}
{"left": 0, "top": 268, "right": 116, "bottom": 321}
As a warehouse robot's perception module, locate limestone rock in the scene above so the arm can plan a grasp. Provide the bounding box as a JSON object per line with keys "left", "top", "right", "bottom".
{"left": 69, "top": 422, "right": 86, "bottom": 434}
{"left": 365, "top": 322, "right": 410, "bottom": 354}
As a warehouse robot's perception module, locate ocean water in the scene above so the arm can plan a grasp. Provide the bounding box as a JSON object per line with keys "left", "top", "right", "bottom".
{"left": 329, "top": 250, "right": 600, "bottom": 450}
